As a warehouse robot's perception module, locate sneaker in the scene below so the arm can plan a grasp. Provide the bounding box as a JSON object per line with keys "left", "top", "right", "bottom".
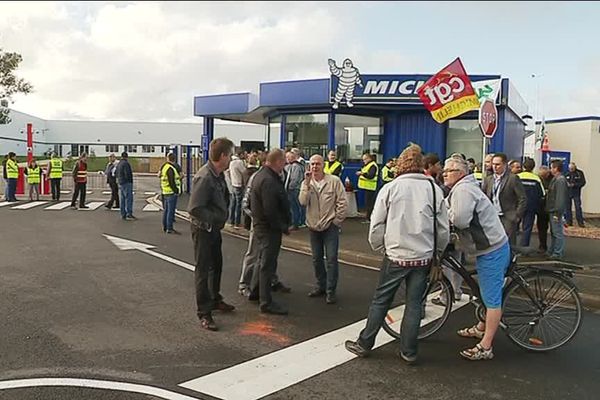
{"left": 298, "top": 224, "right": 307, "bottom": 229}
{"left": 126, "top": 215, "right": 137, "bottom": 220}
{"left": 104, "top": 204, "right": 111, "bottom": 209}
{"left": 79, "top": 205, "right": 90, "bottom": 209}
{"left": 238, "top": 287, "right": 251, "bottom": 297}
{"left": 271, "top": 281, "right": 292, "bottom": 293}
{"left": 199, "top": 315, "right": 218, "bottom": 331}
{"left": 70, "top": 205, "right": 77, "bottom": 210}
{"left": 260, "top": 302, "right": 288, "bottom": 315}
{"left": 398, "top": 350, "right": 418, "bottom": 365}
{"left": 308, "top": 288, "right": 326, "bottom": 298}
{"left": 213, "top": 300, "right": 235, "bottom": 312}
{"left": 326, "top": 293, "right": 337, "bottom": 304}
{"left": 166, "top": 229, "right": 181, "bottom": 235}
{"left": 345, "top": 340, "right": 369, "bottom": 357}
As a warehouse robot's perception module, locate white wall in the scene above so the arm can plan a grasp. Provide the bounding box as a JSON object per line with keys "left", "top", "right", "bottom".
{"left": 0, "top": 110, "right": 48, "bottom": 156}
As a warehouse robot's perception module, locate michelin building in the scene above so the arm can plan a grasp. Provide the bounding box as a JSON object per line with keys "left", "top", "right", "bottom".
{"left": 194, "top": 58, "right": 529, "bottom": 187}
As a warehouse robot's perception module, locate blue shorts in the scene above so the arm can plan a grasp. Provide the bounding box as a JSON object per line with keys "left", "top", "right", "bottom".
{"left": 476, "top": 241, "right": 511, "bottom": 308}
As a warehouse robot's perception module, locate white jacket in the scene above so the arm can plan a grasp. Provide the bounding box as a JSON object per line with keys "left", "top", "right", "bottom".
{"left": 229, "top": 158, "right": 245, "bottom": 188}
{"left": 369, "top": 173, "right": 449, "bottom": 264}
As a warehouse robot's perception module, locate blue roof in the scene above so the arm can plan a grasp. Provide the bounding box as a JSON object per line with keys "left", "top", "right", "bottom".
{"left": 537, "top": 116, "right": 600, "bottom": 124}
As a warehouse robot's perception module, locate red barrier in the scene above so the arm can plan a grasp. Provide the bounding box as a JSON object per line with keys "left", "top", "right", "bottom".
{"left": 16, "top": 167, "right": 25, "bottom": 195}
{"left": 15, "top": 167, "right": 50, "bottom": 195}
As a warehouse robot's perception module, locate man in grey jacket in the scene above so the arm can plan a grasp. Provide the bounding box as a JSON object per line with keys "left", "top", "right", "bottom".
{"left": 444, "top": 156, "right": 511, "bottom": 361}
{"left": 546, "top": 160, "right": 569, "bottom": 259}
{"left": 188, "top": 137, "right": 235, "bottom": 331}
{"left": 285, "top": 151, "right": 306, "bottom": 229}
{"left": 345, "top": 144, "right": 449, "bottom": 364}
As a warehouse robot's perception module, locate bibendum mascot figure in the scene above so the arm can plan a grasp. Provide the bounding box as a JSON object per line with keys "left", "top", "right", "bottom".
{"left": 328, "top": 58, "right": 363, "bottom": 109}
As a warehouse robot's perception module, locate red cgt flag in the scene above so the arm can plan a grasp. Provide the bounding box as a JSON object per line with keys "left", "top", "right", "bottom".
{"left": 417, "top": 57, "right": 480, "bottom": 123}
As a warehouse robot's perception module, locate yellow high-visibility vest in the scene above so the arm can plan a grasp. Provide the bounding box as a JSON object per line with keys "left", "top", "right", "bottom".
{"left": 381, "top": 165, "right": 394, "bottom": 182}
{"left": 49, "top": 158, "right": 63, "bottom": 179}
{"left": 160, "top": 163, "right": 181, "bottom": 195}
{"left": 27, "top": 166, "right": 41, "bottom": 184}
{"left": 358, "top": 161, "right": 378, "bottom": 191}
{"left": 518, "top": 171, "right": 546, "bottom": 196}
{"left": 6, "top": 159, "right": 18, "bottom": 179}
{"left": 324, "top": 160, "right": 343, "bottom": 176}
{"left": 473, "top": 171, "right": 483, "bottom": 181}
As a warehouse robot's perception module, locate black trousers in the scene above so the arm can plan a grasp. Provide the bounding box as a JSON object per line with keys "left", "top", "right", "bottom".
{"left": 50, "top": 178, "right": 61, "bottom": 201}
{"left": 71, "top": 182, "right": 86, "bottom": 207}
{"left": 106, "top": 181, "right": 120, "bottom": 208}
{"left": 192, "top": 227, "right": 223, "bottom": 317}
{"left": 364, "top": 190, "right": 377, "bottom": 219}
{"left": 536, "top": 210, "right": 550, "bottom": 251}
{"left": 251, "top": 229, "right": 282, "bottom": 307}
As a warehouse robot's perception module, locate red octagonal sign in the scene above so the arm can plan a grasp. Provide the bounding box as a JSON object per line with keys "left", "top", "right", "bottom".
{"left": 479, "top": 99, "right": 498, "bottom": 138}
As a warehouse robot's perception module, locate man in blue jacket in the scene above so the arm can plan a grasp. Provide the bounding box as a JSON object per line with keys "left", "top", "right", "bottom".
{"left": 565, "top": 162, "right": 586, "bottom": 227}
{"left": 518, "top": 158, "right": 545, "bottom": 247}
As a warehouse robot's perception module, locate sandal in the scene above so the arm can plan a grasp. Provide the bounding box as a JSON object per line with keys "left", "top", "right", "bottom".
{"left": 460, "top": 343, "right": 494, "bottom": 361}
{"left": 457, "top": 324, "right": 484, "bottom": 339}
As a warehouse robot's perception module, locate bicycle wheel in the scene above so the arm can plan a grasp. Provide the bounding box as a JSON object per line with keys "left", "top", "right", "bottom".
{"left": 502, "top": 271, "right": 582, "bottom": 352}
{"left": 382, "top": 277, "right": 453, "bottom": 341}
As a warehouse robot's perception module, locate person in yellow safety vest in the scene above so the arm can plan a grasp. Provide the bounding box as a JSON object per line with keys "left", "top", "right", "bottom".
{"left": 518, "top": 158, "right": 546, "bottom": 248}
{"left": 25, "top": 158, "right": 43, "bottom": 202}
{"left": 473, "top": 163, "right": 484, "bottom": 186}
{"left": 381, "top": 158, "right": 396, "bottom": 184}
{"left": 5, "top": 152, "right": 19, "bottom": 202}
{"left": 47, "top": 152, "right": 64, "bottom": 201}
{"left": 161, "top": 152, "right": 182, "bottom": 234}
{"left": 324, "top": 150, "right": 343, "bottom": 178}
{"left": 355, "top": 153, "right": 378, "bottom": 222}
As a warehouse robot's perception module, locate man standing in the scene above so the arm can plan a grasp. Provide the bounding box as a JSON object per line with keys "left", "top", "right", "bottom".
{"left": 5, "top": 152, "right": 19, "bottom": 202}
{"left": 546, "top": 160, "right": 569, "bottom": 260}
{"left": 345, "top": 144, "right": 449, "bottom": 364}
{"left": 537, "top": 166, "right": 553, "bottom": 254}
{"left": 443, "top": 156, "right": 511, "bottom": 361}
{"left": 508, "top": 160, "right": 522, "bottom": 174}
{"left": 228, "top": 151, "right": 246, "bottom": 228}
{"left": 116, "top": 152, "right": 135, "bottom": 220}
{"left": 518, "top": 158, "right": 545, "bottom": 247}
{"left": 381, "top": 159, "right": 396, "bottom": 185}
{"left": 104, "top": 154, "right": 120, "bottom": 210}
{"left": 355, "top": 153, "right": 378, "bottom": 222}
{"left": 299, "top": 155, "right": 347, "bottom": 304}
{"left": 324, "top": 150, "right": 343, "bottom": 178}
{"left": 70, "top": 153, "right": 88, "bottom": 209}
{"left": 565, "top": 162, "right": 586, "bottom": 227}
{"left": 160, "top": 153, "right": 181, "bottom": 234}
{"left": 249, "top": 149, "right": 291, "bottom": 315}
{"left": 284, "top": 151, "right": 305, "bottom": 230}
{"left": 188, "top": 137, "right": 236, "bottom": 331}
{"left": 48, "top": 152, "right": 63, "bottom": 202}
{"left": 481, "top": 153, "right": 527, "bottom": 245}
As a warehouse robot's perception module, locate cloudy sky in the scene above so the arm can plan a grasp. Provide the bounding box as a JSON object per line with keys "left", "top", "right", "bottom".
{"left": 1, "top": 1, "right": 598, "bottom": 122}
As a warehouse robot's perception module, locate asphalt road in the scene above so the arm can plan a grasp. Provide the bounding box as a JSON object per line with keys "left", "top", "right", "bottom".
{"left": 1, "top": 201, "right": 599, "bottom": 400}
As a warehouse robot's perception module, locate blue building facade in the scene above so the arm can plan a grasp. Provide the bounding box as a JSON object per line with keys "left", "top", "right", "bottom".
{"left": 194, "top": 73, "right": 528, "bottom": 193}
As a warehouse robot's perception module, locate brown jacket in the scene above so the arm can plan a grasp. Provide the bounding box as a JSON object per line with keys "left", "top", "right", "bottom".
{"left": 299, "top": 174, "right": 347, "bottom": 231}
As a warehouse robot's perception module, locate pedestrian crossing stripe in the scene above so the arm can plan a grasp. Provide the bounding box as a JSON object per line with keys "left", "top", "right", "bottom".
{"left": 78, "top": 201, "right": 105, "bottom": 211}
{"left": 44, "top": 202, "right": 72, "bottom": 211}
{"left": 143, "top": 204, "right": 161, "bottom": 212}
{"left": 102, "top": 191, "right": 111, "bottom": 195}
{"left": 11, "top": 201, "right": 48, "bottom": 210}
{"left": 0, "top": 201, "right": 13, "bottom": 207}
{"left": 2, "top": 201, "right": 159, "bottom": 212}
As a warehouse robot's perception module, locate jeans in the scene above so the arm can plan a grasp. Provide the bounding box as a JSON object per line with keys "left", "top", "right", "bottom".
{"left": 28, "top": 183, "right": 39, "bottom": 201}
{"left": 50, "top": 178, "right": 61, "bottom": 201}
{"left": 357, "top": 258, "right": 429, "bottom": 358}
{"left": 536, "top": 210, "right": 549, "bottom": 251}
{"left": 229, "top": 186, "right": 243, "bottom": 225}
{"left": 70, "top": 182, "right": 87, "bottom": 207}
{"left": 239, "top": 227, "right": 282, "bottom": 290}
{"left": 565, "top": 194, "right": 584, "bottom": 226}
{"left": 309, "top": 224, "right": 340, "bottom": 294}
{"left": 364, "top": 190, "right": 376, "bottom": 219}
{"left": 162, "top": 194, "right": 177, "bottom": 231}
{"left": 288, "top": 188, "right": 304, "bottom": 227}
{"left": 119, "top": 182, "right": 134, "bottom": 218}
{"left": 192, "top": 227, "right": 223, "bottom": 317}
{"left": 520, "top": 209, "right": 537, "bottom": 247}
{"left": 251, "top": 229, "right": 282, "bottom": 307}
{"left": 106, "top": 181, "right": 119, "bottom": 208}
{"left": 549, "top": 214, "right": 565, "bottom": 258}
{"left": 7, "top": 178, "right": 18, "bottom": 201}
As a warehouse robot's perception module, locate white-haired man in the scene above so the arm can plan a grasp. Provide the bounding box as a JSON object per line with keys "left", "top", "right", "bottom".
{"left": 443, "top": 156, "right": 511, "bottom": 361}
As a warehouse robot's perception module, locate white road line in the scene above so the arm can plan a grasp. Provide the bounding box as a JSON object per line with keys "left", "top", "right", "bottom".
{"left": 86, "top": 190, "right": 93, "bottom": 194}
{"left": 60, "top": 190, "right": 70, "bottom": 194}
{"left": 44, "top": 202, "right": 72, "bottom": 211}
{"left": 143, "top": 204, "right": 161, "bottom": 212}
{"left": 11, "top": 201, "right": 48, "bottom": 210}
{"left": 144, "top": 191, "right": 157, "bottom": 195}
{"left": 102, "top": 191, "right": 111, "bottom": 195}
{"left": 0, "top": 201, "right": 14, "bottom": 207}
{"left": 0, "top": 378, "right": 200, "bottom": 400}
{"left": 179, "top": 295, "right": 470, "bottom": 400}
{"left": 78, "top": 201, "right": 105, "bottom": 211}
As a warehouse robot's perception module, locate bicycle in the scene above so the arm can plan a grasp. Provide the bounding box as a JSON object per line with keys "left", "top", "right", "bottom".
{"left": 382, "top": 246, "right": 583, "bottom": 352}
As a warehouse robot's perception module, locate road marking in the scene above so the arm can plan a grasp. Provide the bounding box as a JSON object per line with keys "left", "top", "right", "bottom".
{"left": 179, "top": 295, "right": 470, "bottom": 400}
{"left": 103, "top": 234, "right": 194, "bottom": 271}
{"left": 0, "top": 201, "right": 15, "bottom": 207}
{"left": 144, "top": 191, "right": 157, "bottom": 195}
{"left": 0, "top": 378, "right": 200, "bottom": 400}
{"left": 86, "top": 190, "right": 93, "bottom": 194}
{"left": 79, "top": 201, "right": 105, "bottom": 211}
{"left": 102, "top": 191, "right": 111, "bottom": 195}
{"left": 60, "top": 190, "right": 70, "bottom": 194}
{"left": 143, "top": 204, "right": 161, "bottom": 212}
{"left": 44, "top": 202, "right": 72, "bottom": 211}
{"left": 11, "top": 201, "right": 48, "bottom": 210}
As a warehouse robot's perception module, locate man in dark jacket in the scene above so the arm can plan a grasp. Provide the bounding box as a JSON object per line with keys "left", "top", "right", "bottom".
{"left": 104, "top": 154, "right": 119, "bottom": 210}
{"left": 536, "top": 166, "right": 553, "bottom": 253}
{"left": 517, "top": 158, "right": 545, "bottom": 247}
{"left": 188, "top": 137, "right": 235, "bottom": 331}
{"left": 116, "top": 152, "right": 135, "bottom": 220}
{"left": 249, "top": 148, "right": 291, "bottom": 315}
{"left": 565, "top": 162, "right": 586, "bottom": 227}
{"left": 481, "top": 153, "right": 527, "bottom": 246}
{"left": 546, "top": 160, "right": 569, "bottom": 260}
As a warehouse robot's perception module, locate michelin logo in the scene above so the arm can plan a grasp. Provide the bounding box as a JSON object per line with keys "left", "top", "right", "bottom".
{"left": 362, "top": 80, "right": 426, "bottom": 96}
{"left": 328, "top": 58, "right": 362, "bottom": 109}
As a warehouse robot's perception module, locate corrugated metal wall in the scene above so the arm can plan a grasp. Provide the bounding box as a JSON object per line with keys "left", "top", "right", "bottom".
{"left": 383, "top": 111, "right": 446, "bottom": 160}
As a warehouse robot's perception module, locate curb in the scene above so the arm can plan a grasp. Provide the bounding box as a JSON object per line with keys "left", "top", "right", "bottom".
{"left": 148, "top": 195, "right": 599, "bottom": 310}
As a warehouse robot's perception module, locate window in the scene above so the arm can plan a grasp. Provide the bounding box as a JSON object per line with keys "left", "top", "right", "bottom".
{"left": 284, "top": 114, "right": 328, "bottom": 157}
{"left": 142, "top": 145, "right": 155, "bottom": 153}
{"left": 334, "top": 114, "right": 383, "bottom": 163}
{"left": 268, "top": 116, "right": 281, "bottom": 150}
{"left": 79, "top": 145, "right": 89, "bottom": 156}
{"left": 446, "top": 119, "right": 483, "bottom": 163}
{"left": 71, "top": 144, "right": 79, "bottom": 157}
{"left": 105, "top": 144, "right": 119, "bottom": 153}
{"left": 125, "top": 145, "right": 138, "bottom": 153}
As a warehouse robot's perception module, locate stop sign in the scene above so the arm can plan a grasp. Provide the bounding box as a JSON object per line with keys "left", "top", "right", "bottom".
{"left": 478, "top": 99, "right": 498, "bottom": 138}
